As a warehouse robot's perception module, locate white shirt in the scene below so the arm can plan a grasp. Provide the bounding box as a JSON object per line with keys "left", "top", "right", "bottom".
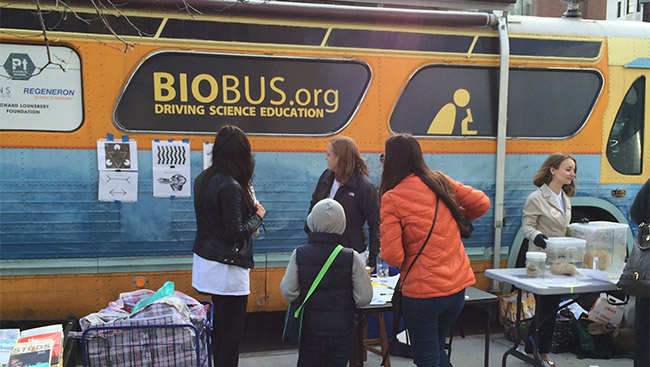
{"left": 550, "top": 189, "right": 565, "bottom": 215}
{"left": 329, "top": 179, "right": 341, "bottom": 199}
{"left": 192, "top": 254, "right": 250, "bottom": 296}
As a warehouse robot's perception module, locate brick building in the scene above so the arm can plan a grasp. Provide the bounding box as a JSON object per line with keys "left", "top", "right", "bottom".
{"left": 517, "top": 0, "right": 646, "bottom": 21}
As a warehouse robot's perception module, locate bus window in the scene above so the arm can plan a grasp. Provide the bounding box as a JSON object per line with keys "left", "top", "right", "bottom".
{"left": 607, "top": 77, "right": 644, "bottom": 175}
{"left": 390, "top": 65, "right": 601, "bottom": 138}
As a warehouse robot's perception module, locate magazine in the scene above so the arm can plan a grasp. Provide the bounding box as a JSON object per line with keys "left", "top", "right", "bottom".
{"left": 8, "top": 339, "right": 52, "bottom": 367}
{"left": 0, "top": 329, "right": 20, "bottom": 367}
{"left": 16, "top": 325, "right": 63, "bottom": 367}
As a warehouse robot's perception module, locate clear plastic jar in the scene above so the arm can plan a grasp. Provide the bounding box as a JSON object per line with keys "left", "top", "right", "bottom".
{"left": 377, "top": 255, "right": 389, "bottom": 279}
{"left": 526, "top": 252, "right": 547, "bottom": 278}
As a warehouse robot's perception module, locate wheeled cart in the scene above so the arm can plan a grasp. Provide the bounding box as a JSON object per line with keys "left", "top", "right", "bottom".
{"left": 80, "top": 301, "right": 212, "bottom": 367}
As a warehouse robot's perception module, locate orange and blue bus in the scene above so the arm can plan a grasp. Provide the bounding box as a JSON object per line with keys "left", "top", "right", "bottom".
{"left": 0, "top": 0, "right": 647, "bottom": 319}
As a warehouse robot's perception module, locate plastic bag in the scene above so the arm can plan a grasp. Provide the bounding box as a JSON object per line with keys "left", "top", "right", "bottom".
{"left": 132, "top": 280, "right": 175, "bottom": 314}
{"left": 587, "top": 293, "right": 626, "bottom": 326}
{"left": 498, "top": 290, "right": 536, "bottom": 324}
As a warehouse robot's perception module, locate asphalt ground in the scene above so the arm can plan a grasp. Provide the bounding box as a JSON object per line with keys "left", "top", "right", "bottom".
{"left": 238, "top": 310, "right": 634, "bottom": 367}
{"left": 239, "top": 334, "right": 633, "bottom": 367}
{"left": 64, "top": 308, "right": 634, "bottom": 366}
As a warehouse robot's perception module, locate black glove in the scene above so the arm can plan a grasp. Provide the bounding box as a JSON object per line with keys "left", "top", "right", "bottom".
{"left": 533, "top": 234, "right": 548, "bottom": 249}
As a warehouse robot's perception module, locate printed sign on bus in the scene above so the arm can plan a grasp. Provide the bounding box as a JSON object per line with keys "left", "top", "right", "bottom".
{"left": 113, "top": 51, "right": 371, "bottom": 135}
{"left": 0, "top": 43, "right": 83, "bottom": 132}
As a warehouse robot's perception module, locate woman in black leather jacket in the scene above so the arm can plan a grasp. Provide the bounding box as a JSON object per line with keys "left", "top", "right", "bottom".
{"left": 306, "top": 136, "right": 380, "bottom": 268}
{"left": 629, "top": 178, "right": 650, "bottom": 367}
{"left": 192, "top": 125, "right": 265, "bottom": 367}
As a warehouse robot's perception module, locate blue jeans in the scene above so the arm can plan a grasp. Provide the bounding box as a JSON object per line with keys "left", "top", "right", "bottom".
{"left": 402, "top": 289, "right": 466, "bottom": 367}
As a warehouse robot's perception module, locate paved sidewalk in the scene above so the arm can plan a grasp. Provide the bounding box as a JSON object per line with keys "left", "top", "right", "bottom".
{"left": 239, "top": 334, "right": 633, "bottom": 367}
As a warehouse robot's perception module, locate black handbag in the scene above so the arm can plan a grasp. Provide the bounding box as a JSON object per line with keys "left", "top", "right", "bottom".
{"left": 282, "top": 245, "right": 343, "bottom": 343}
{"left": 617, "top": 222, "right": 650, "bottom": 298}
{"left": 382, "top": 197, "right": 439, "bottom": 365}
{"left": 282, "top": 302, "right": 304, "bottom": 343}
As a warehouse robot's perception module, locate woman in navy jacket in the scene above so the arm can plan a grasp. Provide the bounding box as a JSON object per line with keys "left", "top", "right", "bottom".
{"left": 306, "top": 136, "right": 381, "bottom": 268}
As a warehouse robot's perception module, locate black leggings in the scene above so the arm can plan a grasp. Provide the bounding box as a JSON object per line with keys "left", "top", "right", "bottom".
{"left": 517, "top": 240, "right": 560, "bottom": 355}
{"left": 211, "top": 294, "right": 248, "bottom": 367}
{"left": 525, "top": 294, "right": 560, "bottom": 355}
{"left": 635, "top": 297, "right": 650, "bottom": 367}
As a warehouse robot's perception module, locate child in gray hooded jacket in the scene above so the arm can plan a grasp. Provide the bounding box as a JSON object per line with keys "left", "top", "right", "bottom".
{"left": 281, "top": 198, "right": 373, "bottom": 367}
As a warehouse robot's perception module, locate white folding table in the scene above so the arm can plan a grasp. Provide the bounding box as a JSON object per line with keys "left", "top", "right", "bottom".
{"left": 485, "top": 268, "right": 619, "bottom": 367}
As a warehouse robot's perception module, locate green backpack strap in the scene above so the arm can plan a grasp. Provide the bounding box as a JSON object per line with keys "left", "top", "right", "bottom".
{"left": 294, "top": 244, "right": 343, "bottom": 317}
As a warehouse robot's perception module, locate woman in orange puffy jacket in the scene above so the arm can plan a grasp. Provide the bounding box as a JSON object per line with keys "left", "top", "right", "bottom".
{"left": 379, "top": 134, "right": 490, "bottom": 367}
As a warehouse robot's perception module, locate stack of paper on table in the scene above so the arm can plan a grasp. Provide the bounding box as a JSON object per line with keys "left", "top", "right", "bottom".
{"left": 370, "top": 274, "right": 399, "bottom": 305}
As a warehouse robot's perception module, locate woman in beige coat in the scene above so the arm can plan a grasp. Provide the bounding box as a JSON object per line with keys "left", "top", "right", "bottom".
{"left": 521, "top": 153, "right": 577, "bottom": 367}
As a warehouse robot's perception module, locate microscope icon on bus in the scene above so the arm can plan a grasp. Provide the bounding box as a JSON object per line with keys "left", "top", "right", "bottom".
{"left": 427, "top": 88, "right": 477, "bottom": 136}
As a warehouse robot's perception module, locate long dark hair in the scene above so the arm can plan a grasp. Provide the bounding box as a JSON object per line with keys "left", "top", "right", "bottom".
{"left": 197, "top": 125, "right": 257, "bottom": 212}
{"left": 379, "top": 134, "right": 471, "bottom": 236}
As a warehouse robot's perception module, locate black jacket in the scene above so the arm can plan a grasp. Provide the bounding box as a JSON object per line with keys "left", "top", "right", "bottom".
{"left": 306, "top": 169, "right": 380, "bottom": 267}
{"left": 297, "top": 232, "right": 355, "bottom": 336}
{"left": 193, "top": 169, "right": 262, "bottom": 269}
{"left": 630, "top": 178, "right": 650, "bottom": 225}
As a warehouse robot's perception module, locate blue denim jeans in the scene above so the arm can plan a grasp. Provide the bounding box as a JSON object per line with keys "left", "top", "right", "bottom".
{"left": 402, "top": 289, "right": 466, "bottom": 367}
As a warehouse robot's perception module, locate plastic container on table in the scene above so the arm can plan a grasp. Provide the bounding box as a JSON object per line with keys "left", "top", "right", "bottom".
{"left": 526, "top": 252, "right": 547, "bottom": 278}
{"left": 376, "top": 255, "right": 389, "bottom": 279}
{"left": 568, "top": 221, "right": 628, "bottom": 272}
{"left": 545, "top": 237, "right": 587, "bottom": 268}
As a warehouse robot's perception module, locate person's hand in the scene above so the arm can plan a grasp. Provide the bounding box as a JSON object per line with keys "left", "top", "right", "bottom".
{"left": 366, "top": 266, "right": 374, "bottom": 277}
{"left": 534, "top": 234, "right": 548, "bottom": 249}
{"left": 256, "top": 202, "right": 266, "bottom": 218}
